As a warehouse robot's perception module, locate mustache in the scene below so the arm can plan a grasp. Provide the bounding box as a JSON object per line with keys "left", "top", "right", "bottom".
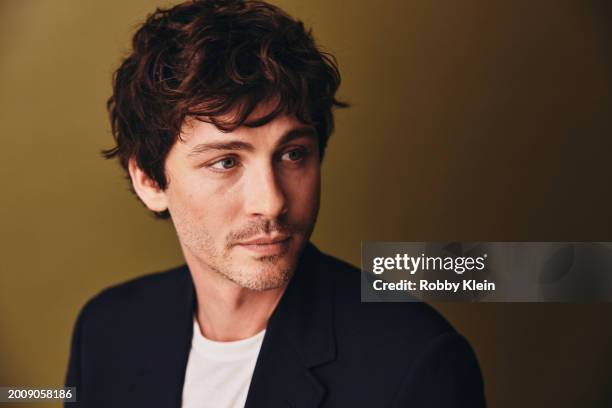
{"left": 227, "top": 219, "right": 298, "bottom": 244}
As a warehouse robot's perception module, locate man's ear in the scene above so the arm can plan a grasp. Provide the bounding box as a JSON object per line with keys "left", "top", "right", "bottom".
{"left": 128, "top": 158, "right": 169, "bottom": 213}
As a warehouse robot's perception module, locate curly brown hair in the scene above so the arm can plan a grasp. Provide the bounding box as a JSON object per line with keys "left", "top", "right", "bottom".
{"left": 103, "top": 0, "right": 347, "bottom": 218}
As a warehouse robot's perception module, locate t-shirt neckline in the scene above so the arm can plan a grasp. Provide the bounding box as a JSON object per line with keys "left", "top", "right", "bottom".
{"left": 191, "top": 318, "right": 266, "bottom": 361}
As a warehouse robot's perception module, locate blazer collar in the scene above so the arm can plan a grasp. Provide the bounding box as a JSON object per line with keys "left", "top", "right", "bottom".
{"left": 269, "top": 242, "right": 336, "bottom": 368}
{"left": 126, "top": 265, "right": 195, "bottom": 408}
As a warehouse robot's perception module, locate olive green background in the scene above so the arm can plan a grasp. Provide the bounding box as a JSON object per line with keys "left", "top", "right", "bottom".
{"left": 1, "top": 1, "right": 612, "bottom": 407}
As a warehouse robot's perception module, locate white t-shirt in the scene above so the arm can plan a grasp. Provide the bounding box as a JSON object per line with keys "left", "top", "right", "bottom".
{"left": 181, "top": 318, "right": 266, "bottom": 408}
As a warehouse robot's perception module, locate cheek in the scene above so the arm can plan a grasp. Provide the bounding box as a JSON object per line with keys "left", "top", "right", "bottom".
{"left": 166, "top": 172, "right": 242, "bottom": 230}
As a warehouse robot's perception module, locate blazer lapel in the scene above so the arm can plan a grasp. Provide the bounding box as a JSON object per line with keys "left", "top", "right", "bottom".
{"left": 125, "top": 266, "right": 195, "bottom": 408}
{"left": 245, "top": 243, "right": 336, "bottom": 408}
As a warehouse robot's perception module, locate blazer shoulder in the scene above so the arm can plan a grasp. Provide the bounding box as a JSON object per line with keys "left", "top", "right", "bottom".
{"left": 316, "top": 248, "right": 455, "bottom": 343}
{"left": 77, "top": 265, "right": 189, "bottom": 324}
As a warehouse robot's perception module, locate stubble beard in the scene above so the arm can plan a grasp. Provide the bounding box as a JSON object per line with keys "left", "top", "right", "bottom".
{"left": 212, "top": 252, "right": 296, "bottom": 291}
{"left": 174, "top": 215, "right": 315, "bottom": 292}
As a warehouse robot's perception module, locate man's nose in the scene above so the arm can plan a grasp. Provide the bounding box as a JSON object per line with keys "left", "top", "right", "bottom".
{"left": 244, "top": 162, "right": 288, "bottom": 219}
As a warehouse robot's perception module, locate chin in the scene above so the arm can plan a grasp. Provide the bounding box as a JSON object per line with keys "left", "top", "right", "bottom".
{"left": 227, "top": 252, "right": 297, "bottom": 291}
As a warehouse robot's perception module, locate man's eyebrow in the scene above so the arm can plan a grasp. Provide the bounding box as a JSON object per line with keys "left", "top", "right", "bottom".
{"left": 187, "top": 126, "right": 317, "bottom": 157}
{"left": 188, "top": 141, "right": 255, "bottom": 157}
{"left": 276, "top": 126, "right": 318, "bottom": 146}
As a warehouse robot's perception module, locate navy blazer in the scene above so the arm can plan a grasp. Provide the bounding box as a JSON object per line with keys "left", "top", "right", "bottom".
{"left": 65, "top": 243, "right": 485, "bottom": 407}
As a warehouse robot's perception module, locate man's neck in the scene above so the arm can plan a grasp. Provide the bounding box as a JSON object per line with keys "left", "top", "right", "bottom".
{"left": 187, "top": 258, "right": 287, "bottom": 342}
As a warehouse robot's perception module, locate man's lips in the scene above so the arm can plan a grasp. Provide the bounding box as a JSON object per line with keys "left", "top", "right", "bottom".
{"left": 235, "top": 235, "right": 291, "bottom": 255}
{"left": 238, "top": 235, "right": 291, "bottom": 246}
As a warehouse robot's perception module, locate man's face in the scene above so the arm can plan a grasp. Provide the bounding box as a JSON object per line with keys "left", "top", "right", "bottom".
{"left": 162, "top": 105, "right": 321, "bottom": 291}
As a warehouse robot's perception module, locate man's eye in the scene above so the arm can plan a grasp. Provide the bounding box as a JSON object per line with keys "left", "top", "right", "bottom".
{"left": 281, "top": 148, "right": 307, "bottom": 162}
{"left": 210, "top": 157, "right": 238, "bottom": 170}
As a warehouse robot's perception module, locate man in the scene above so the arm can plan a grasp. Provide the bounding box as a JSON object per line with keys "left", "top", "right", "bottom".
{"left": 65, "top": 0, "right": 486, "bottom": 407}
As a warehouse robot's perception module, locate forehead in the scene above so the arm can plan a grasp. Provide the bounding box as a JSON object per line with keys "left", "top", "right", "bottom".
{"left": 175, "top": 99, "right": 315, "bottom": 152}
{"left": 179, "top": 113, "right": 306, "bottom": 145}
